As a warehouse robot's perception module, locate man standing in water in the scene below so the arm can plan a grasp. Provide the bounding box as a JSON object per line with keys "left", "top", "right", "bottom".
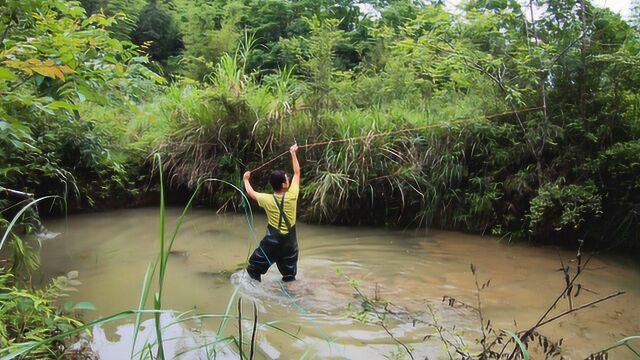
{"left": 243, "top": 144, "right": 300, "bottom": 282}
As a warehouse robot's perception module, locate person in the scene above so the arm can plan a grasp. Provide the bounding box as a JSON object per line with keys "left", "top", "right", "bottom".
{"left": 243, "top": 144, "right": 300, "bottom": 282}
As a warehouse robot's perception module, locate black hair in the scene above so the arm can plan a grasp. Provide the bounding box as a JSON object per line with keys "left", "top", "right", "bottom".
{"left": 270, "top": 170, "right": 287, "bottom": 191}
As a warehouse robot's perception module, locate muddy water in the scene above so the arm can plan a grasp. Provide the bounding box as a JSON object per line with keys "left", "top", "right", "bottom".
{"left": 40, "top": 208, "right": 639, "bottom": 359}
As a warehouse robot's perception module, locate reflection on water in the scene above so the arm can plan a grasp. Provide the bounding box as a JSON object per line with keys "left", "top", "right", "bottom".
{"left": 40, "top": 208, "right": 640, "bottom": 359}
{"left": 75, "top": 313, "right": 236, "bottom": 360}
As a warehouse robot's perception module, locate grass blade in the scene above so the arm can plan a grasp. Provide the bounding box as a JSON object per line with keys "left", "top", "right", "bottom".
{"left": 0, "top": 195, "right": 60, "bottom": 252}
{"left": 154, "top": 153, "right": 166, "bottom": 360}
{"left": 217, "top": 287, "right": 240, "bottom": 338}
{"left": 131, "top": 263, "right": 156, "bottom": 359}
{"left": 238, "top": 298, "right": 244, "bottom": 360}
{"left": 502, "top": 329, "right": 529, "bottom": 360}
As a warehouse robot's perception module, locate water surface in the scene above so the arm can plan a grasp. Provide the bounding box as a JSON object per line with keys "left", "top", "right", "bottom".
{"left": 41, "top": 208, "right": 640, "bottom": 359}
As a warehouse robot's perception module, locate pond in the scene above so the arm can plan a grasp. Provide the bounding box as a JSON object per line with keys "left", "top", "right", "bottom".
{"left": 40, "top": 208, "right": 640, "bottom": 359}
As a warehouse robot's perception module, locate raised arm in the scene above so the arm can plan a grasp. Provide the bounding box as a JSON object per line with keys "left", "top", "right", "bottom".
{"left": 290, "top": 144, "right": 300, "bottom": 187}
{"left": 243, "top": 171, "right": 258, "bottom": 201}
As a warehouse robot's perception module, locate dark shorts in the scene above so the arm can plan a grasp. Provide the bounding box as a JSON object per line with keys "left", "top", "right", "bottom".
{"left": 246, "top": 225, "right": 299, "bottom": 282}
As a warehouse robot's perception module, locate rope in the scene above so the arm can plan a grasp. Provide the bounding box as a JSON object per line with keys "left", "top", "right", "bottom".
{"left": 250, "top": 105, "right": 543, "bottom": 172}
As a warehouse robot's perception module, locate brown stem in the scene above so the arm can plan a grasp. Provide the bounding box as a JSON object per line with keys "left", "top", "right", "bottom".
{"left": 504, "top": 252, "right": 595, "bottom": 359}
{"left": 529, "top": 291, "right": 625, "bottom": 330}
{"left": 249, "top": 106, "right": 544, "bottom": 173}
{"left": 506, "top": 290, "right": 626, "bottom": 359}
{"left": 380, "top": 320, "right": 415, "bottom": 360}
{"left": 427, "top": 305, "right": 456, "bottom": 360}
{"left": 530, "top": 254, "right": 594, "bottom": 331}
{"left": 549, "top": 31, "right": 587, "bottom": 68}
{"left": 472, "top": 266, "right": 488, "bottom": 353}
{"left": 529, "top": 1, "right": 549, "bottom": 155}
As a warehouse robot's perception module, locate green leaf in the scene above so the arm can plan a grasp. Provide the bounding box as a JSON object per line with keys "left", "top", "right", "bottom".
{"left": 107, "top": 39, "right": 123, "bottom": 52}
{"left": 103, "top": 56, "right": 118, "bottom": 64}
{"left": 0, "top": 68, "right": 18, "bottom": 81}
{"left": 9, "top": 139, "right": 28, "bottom": 150}
{"left": 48, "top": 101, "right": 78, "bottom": 111}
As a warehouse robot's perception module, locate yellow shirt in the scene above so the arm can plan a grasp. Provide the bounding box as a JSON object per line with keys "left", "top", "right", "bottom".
{"left": 256, "top": 183, "right": 299, "bottom": 234}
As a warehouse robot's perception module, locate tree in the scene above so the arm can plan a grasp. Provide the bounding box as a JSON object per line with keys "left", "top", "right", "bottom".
{"left": 301, "top": 17, "right": 345, "bottom": 118}
{"left": 79, "top": 0, "right": 147, "bottom": 40}
{"left": 131, "top": 0, "right": 183, "bottom": 63}
{"left": 0, "top": 0, "right": 162, "bottom": 202}
{"left": 632, "top": 0, "right": 640, "bottom": 33}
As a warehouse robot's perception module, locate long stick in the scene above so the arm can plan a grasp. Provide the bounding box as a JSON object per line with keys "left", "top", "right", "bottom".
{"left": 250, "top": 106, "right": 544, "bottom": 172}
{"left": 0, "top": 187, "right": 34, "bottom": 199}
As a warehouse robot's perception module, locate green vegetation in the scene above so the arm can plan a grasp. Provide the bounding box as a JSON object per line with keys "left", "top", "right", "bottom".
{"left": 1, "top": 0, "right": 639, "bottom": 356}
{"left": 3, "top": 0, "right": 639, "bottom": 248}
{"left": 0, "top": 162, "right": 294, "bottom": 359}
{"left": 96, "top": 0, "right": 640, "bottom": 250}
{"left": 0, "top": 270, "right": 84, "bottom": 358}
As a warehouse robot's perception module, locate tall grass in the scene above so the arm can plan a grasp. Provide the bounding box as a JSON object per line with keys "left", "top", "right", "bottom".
{"left": 139, "top": 49, "right": 517, "bottom": 233}
{"left": 120, "top": 4, "right": 638, "bottom": 249}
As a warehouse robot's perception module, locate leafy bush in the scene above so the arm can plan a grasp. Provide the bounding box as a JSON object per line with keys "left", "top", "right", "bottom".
{"left": 0, "top": 270, "right": 84, "bottom": 358}
{"left": 0, "top": 0, "right": 161, "bottom": 208}
{"left": 591, "top": 140, "right": 640, "bottom": 248}
{"left": 527, "top": 181, "right": 603, "bottom": 240}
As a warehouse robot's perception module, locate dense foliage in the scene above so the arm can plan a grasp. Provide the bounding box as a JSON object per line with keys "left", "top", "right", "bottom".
{"left": 1, "top": 0, "right": 639, "bottom": 356}
{"left": 0, "top": 1, "right": 160, "bottom": 355}
{"left": 2, "top": 0, "right": 640, "bottom": 260}
{"left": 0, "top": 270, "right": 86, "bottom": 358}
{"left": 116, "top": 0, "right": 637, "bottom": 250}
{"left": 1, "top": 0, "right": 162, "bottom": 208}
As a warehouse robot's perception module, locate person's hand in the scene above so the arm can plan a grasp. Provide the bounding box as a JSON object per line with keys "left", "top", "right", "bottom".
{"left": 243, "top": 171, "right": 251, "bottom": 181}
{"left": 289, "top": 143, "right": 298, "bottom": 154}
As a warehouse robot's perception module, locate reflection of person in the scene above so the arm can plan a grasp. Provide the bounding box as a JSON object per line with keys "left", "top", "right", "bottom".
{"left": 243, "top": 144, "right": 300, "bottom": 282}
